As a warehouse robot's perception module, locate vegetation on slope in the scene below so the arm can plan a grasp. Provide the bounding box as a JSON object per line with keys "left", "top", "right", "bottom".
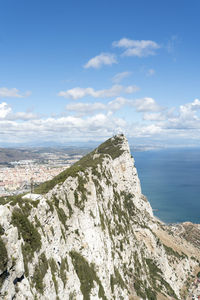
{"left": 11, "top": 208, "right": 41, "bottom": 276}
{"left": 0, "top": 194, "right": 39, "bottom": 209}
{"left": 0, "top": 237, "right": 8, "bottom": 271}
{"left": 110, "top": 267, "right": 126, "bottom": 294}
{"left": 145, "top": 258, "right": 178, "bottom": 299}
{"left": 70, "top": 251, "right": 107, "bottom": 300}
{"left": 32, "top": 252, "right": 48, "bottom": 294}
{"left": 34, "top": 134, "right": 125, "bottom": 194}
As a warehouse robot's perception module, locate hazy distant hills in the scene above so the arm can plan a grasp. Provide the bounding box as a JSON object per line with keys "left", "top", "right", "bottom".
{"left": 0, "top": 147, "right": 91, "bottom": 165}
{"left": 0, "top": 148, "right": 39, "bottom": 164}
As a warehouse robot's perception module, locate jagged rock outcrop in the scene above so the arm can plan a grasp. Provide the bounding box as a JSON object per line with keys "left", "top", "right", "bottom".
{"left": 0, "top": 134, "right": 199, "bottom": 300}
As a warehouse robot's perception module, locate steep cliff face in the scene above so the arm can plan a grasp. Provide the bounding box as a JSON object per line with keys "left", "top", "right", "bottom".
{"left": 0, "top": 134, "right": 199, "bottom": 300}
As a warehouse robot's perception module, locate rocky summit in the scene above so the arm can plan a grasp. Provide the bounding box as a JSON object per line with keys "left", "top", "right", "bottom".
{"left": 0, "top": 134, "right": 200, "bottom": 300}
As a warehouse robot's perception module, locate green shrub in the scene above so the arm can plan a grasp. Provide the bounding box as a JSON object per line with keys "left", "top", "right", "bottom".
{"left": 123, "top": 192, "right": 136, "bottom": 216}
{"left": 35, "top": 135, "right": 125, "bottom": 194}
{"left": 46, "top": 200, "right": 54, "bottom": 213}
{"left": 0, "top": 194, "right": 39, "bottom": 215}
{"left": 97, "top": 135, "right": 124, "bottom": 159}
{"left": 99, "top": 212, "right": 106, "bottom": 231}
{"left": 0, "top": 237, "right": 8, "bottom": 288}
{"left": 50, "top": 226, "right": 55, "bottom": 236}
{"left": 60, "top": 257, "right": 68, "bottom": 287}
{"left": 12, "top": 208, "right": 41, "bottom": 276}
{"left": 34, "top": 215, "right": 45, "bottom": 236}
{"left": 32, "top": 253, "right": 48, "bottom": 294}
{"left": 56, "top": 206, "right": 68, "bottom": 230}
{"left": 70, "top": 251, "right": 107, "bottom": 300}
{"left": 65, "top": 197, "right": 73, "bottom": 217}
{"left": 134, "top": 278, "right": 146, "bottom": 298}
{"left": 12, "top": 208, "right": 41, "bottom": 252}
{"left": 49, "top": 258, "right": 59, "bottom": 294}
{"left": 163, "top": 244, "right": 185, "bottom": 259}
{"left": 145, "top": 258, "right": 177, "bottom": 298}
{"left": 0, "top": 237, "right": 8, "bottom": 271}
{"left": 110, "top": 267, "right": 127, "bottom": 294}
{"left": 0, "top": 224, "right": 4, "bottom": 235}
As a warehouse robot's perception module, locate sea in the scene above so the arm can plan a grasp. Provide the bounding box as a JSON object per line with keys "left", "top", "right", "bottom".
{"left": 132, "top": 148, "right": 200, "bottom": 224}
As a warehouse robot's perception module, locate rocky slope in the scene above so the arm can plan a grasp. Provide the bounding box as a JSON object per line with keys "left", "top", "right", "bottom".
{"left": 0, "top": 134, "right": 199, "bottom": 300}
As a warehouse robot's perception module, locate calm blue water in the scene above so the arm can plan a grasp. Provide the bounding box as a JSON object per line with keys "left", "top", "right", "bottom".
{"left": 132, "top": 148, "right": 200, "bottom": 224}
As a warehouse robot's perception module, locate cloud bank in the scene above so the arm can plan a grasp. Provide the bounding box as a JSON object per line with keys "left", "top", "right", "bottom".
{"left": 113, "top": 38, "right": 160, "bottom": 57}
{"left": 84, "top": 53, "right": 117, "bottom": 69}
{"left": 58, "top": 85, "right": 139, "bottom": 100}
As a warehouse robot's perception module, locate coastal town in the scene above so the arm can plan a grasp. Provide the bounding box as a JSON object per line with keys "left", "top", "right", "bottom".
{"left": 0, "top": 149, "right": 84, "bottom": 196}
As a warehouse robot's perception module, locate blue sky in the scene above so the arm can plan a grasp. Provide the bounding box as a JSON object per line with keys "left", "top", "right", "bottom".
{"left": 1, "top": 0, "right": 200, "bottom": 146}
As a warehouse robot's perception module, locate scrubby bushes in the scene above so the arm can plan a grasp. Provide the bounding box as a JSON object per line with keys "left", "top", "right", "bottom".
{"left": 11, "top": 208, "right": 41, "bottom": 275}
{"left": 35, "top": 135, "right": 125, "bottom": 194}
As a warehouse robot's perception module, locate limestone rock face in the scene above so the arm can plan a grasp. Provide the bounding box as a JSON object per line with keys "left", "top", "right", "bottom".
{"left": 0, "top": 134, "right": 199, "bottom": 300}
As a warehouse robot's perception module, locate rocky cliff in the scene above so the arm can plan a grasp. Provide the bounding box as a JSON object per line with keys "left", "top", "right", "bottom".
{"left": 0, "top": 134, "right": 199, "bottom": 300}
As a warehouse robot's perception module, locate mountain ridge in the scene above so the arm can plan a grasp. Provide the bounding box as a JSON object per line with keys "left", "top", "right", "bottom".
{"left": 0, "top": 134, "right": 199, "bottom": 299}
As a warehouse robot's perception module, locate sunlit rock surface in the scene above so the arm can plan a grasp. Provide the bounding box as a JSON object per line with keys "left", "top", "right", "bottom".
{"left": 0, "top": 134, "right": 199, "bottom": 300}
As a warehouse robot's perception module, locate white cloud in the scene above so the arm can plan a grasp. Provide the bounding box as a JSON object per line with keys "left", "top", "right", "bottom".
{"left": 108, "top": 97, "right": 128, "bottom": 110}
{"left": 132, "top": 97, "right": 163, "bottom": 112}
{"left": 180, "top": 98, "right": 200, "bottom": 113}
{"left": 124, "top": 85, "right": 139, "bottom": 94}
{"left": 112, "top": 71, "right": 132, "bottom": 83}
{"left": 0, "top": 102, "right": 38, "bottom": 121}
{"left": 84, "top": 53, "right": 117, "bottom": 69}
{"left": 66, "top": 97, "right": 129, "bottom": 115}
{"left": 66, "top": 102, "right": 106, "bottom": 114}
{"left": 113, "top": 38, "right": 160, "bottom": 57}
{"left": 162, "top": 99, "right": 200, "bottom": 130}
{"left": 135, "top": 99, "right": 200, "bottom": 139}
{"left": 2, "top": 98, "right": 200, "bottom": 145}
{"left": 65, "top": 96, "right": 160, "bottom": 116}
{"left": 58, "top": 84, "right": 139, "bottom": 100}
{"left": 0, "top": 87, "right": 31, "bottom": 98}
{"left": 0, "top": 113, "right": 127, "bottom": 143}
{"left": 9, "top": 112, "right": 38, "bottom": 121}
{"left": 0, "top": 102, "right": 12, "bottom": 118}
{"left": 138, "top": 124, "right": 163, "bottom": 135}
{"left": 143, "top": 112, "right": 165, "bottom": 121}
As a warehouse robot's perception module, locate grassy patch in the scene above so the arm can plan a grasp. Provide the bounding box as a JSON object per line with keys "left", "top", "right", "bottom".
{"left": 65, "top": 196, "right": 73, "bottom": 217}
{"left": 12, "top": 208, "right": 41, "bottom": 276}
{"left": 110, "top": 267, "right": 126, "bottom": 294}
{"left": 0, "top": 224, "right": 4, "bottom": 235}
{"left": 49, "top": 258, "right": 59, "bottom": 294}
{"left": 146, "top": 258, "right": 162, "bottom": 277}
{"left": 50, "top": 226, "right": 55, "bottom": 236}
{"left": 133, "top": 278, "right": 146, "bottom": 298}
{"left": 99, "top": 211, "right": 106, "bottom": 231}
{"left": 123, "top": 192, "right": 136, "bottom": 217}
{"left": 0, "top": 194, "right": 39, "bottom": 215}
{"left": 70, "top": 251, "right": 107, "bottom": 300}
{"left": 163, "top": 244, "right": 186, "bottom": 259}
{"left": 0, "top": 237, "right": 8, "bottom": 272}
{"left": 46, "top": 200, "right": 54, "bottom": 213}
{"left": 52, "top": 195, "right": 68, "bottom": 230}
{"left": 97, "top": 134, "right": 124, "bottom": 160}
{"left": 145, "top": 258, "right": 178, "bottom": 298}
{"left": 34, "top": 215, "right": 45, "bottom": 236}
{"left": 32, "top": 253, "right": 48, "bottom": 294}
{"left": 56, "top": 206, "right": 68, "bottom": 229}
{"left": 60, "top": 257, "right": 68, "bottom": 287}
